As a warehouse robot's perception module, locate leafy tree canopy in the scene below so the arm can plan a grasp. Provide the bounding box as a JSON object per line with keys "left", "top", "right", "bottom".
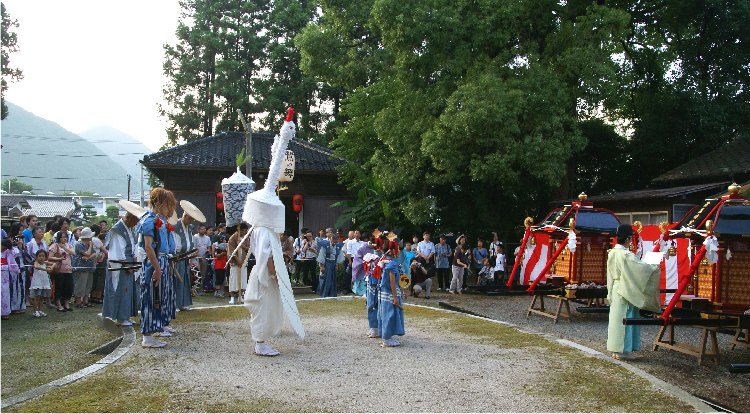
{"left": 2, "top": 177, "right": 33, "bottom": 193}
{"left": 1, "top": 3, "right": 23, "bottom": 120}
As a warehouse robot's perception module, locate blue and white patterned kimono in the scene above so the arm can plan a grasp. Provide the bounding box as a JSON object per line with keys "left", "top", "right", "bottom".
{"left": 366, "top": 253, "right": 382, "bottom": 331}
{"left": 378, "top": 255, "right": 405, "bottom": 340}
{"left": 136, "top": 211, "right": 175, "bottom": 334}
{"left": 352, "top": 243, "right": 372, "bottom": 296}
{"left": 317, "top": 238, "right": 344, "bottom": 297}
{"left": 102, "top": 219, "right": 139, "bottom": 322}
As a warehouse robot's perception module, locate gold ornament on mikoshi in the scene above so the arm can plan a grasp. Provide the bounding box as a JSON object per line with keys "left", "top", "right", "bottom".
{"left": 728, "top": 182, "right": 741, "bottom": 194}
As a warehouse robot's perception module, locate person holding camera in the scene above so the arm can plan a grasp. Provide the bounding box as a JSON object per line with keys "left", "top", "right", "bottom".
{"left": 410, "top": 257, "right": 432, "bottom": 299}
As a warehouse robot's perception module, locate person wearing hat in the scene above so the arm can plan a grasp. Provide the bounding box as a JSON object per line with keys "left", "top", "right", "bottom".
{"left": 102, "top": 200, "right": 145, "bottom": 326}
{"left": 316, "top": 227, "right": 345, "bottom": 297}
{"left": 241, "top": 107, "right": 305, "bottom": 356}
{"left": 73, "top": 227, "right": 96, "bottom": 308}
{"left": 137, "top": 187, "right": 177, "bottom": 348}
{"left": 606, "top": 224, "right": 661, "bottom": 360}
{"left": 172, "top": 200, "right": 206, "bottom": 311}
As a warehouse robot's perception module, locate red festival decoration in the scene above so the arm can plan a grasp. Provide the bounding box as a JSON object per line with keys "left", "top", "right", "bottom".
{"left": 285, "top": 107, "right": 294, "bottom": 122}
{"left": 216, "top": 192, "right": 224, "bottom": 211}
{"left": 292, "top": 194, "right": 304, "bottom": 213}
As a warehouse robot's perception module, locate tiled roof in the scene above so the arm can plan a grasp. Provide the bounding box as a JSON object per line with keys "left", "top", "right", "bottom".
{"left": 142, "top": 131, "right": 342, "bottom": 172}
{"left": 585, "top": 182, "right": 729, "bottom": 203}
{"left": 652, "top": 137, "right": 750, "bottom": 185}
{"left": 21, "top": 197, "right": 76, "bottom": 218}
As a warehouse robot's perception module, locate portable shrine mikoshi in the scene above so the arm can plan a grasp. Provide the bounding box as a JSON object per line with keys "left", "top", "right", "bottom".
{"left": 625, "top": 183, "right": 750, "bottom": 364}
{"left": 502, "top": 193, "right": 621, "bottom": 322}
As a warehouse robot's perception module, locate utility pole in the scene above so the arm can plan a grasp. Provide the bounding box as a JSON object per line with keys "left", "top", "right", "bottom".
{"left": 140, "top": 163, "right": 144, "bottom": 207}
{"left": 127, "top": 174, "right": 131, "bottom": 201}
{"left": 237, "top": 109, "right": 255, "bottom": 191}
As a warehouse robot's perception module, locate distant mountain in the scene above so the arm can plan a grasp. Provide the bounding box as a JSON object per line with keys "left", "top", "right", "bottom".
{"left": 79, "top": 125, "right": 152, "bottom": 182}
{"left": 1, "top": 102, "right": 131, "bottom": 196}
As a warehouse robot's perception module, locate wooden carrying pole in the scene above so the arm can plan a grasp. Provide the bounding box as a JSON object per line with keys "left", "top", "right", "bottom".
{"left": 507, "top": 218, "right": 533, "bottom": 288}
{"left": 527, "top": 237, "right": 569, "bottom": 294}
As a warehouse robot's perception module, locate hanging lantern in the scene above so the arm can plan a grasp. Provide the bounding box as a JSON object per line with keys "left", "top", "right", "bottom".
{"left": 292, "top": 194, "right": 304, "bottom": 213}
{"left": 216, "top": 192, "right": 224, "bottom": 211}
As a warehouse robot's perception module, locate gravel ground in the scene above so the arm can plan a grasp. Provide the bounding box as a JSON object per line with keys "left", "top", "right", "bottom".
{"left": 408, "top": 290, "right": 750, "bottom": 412}
{"left": 111, "top": 297, "right": 694, "bottom": 413}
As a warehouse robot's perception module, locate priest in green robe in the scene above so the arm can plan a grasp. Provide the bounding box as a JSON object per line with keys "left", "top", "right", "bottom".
{"left": 607, "top": 224, "right": 661, "bottom": 360}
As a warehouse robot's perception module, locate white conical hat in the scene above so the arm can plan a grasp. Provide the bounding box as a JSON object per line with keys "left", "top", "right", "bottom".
{"left": 242, "top": 108, "right": 295, "bottom": 233}
{"left": 179, "top": 200, "right": 206, "bottom": 223}
{"left": 118, "top": 200, "right": 147, "bottom": 218}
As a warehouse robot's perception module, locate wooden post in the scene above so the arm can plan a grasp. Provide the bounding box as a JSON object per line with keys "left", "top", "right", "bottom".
{"left": 237, "top": 109, "right": 253, "bottom": 186}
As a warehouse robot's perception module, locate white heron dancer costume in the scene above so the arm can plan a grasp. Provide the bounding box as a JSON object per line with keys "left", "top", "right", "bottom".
{"left": 242, "top": 108, "right": 305, "bottom": 356}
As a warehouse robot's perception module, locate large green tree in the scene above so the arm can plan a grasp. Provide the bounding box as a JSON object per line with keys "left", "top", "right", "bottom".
{"left": 1, "top": 2, "right": 23, "bottom": 120}
{"left": 298, "top": 1, "right": 631, "bottom": 237}
{"left": 2, "top": 177, "right": 33, "bottom": 193}
{"left": 161, "top": 0, "right": 269, "bottom": 145}
{"left": 614, "top": 0, "right": 750, "bottom": 187}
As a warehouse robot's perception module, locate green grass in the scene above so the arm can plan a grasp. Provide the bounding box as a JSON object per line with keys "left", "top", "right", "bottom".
{"left": 1, "top": 305, "right": 117, "bottom": 399}
{"left": 6, "top": 298, "right": 695, "bottom": 413}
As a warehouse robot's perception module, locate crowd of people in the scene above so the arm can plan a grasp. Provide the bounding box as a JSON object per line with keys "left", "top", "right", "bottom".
{"left": 1, "top": 214, "right": 112, "bottom": 318}
{"left": 284, "top": 228, "right": 509, "bottom": 299}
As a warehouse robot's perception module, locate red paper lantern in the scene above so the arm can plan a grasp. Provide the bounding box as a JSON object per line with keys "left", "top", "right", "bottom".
{"left": 292, "top": 194, "right": 303, "bottom": 213}
{"left": 216, "top": 192, "right": 224, "bottom": 211}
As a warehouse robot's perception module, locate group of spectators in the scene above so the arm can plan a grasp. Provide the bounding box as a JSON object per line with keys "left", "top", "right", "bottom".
{"left": 1, "top": 214, "right": 110, "bottom": 318}
{"left": 282, "top": 228, "right": 508, "bottom": 298}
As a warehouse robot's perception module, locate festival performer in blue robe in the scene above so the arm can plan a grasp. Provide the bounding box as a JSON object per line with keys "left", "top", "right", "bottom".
{"left": 352, "top": 235, "right": 372, "bottom": 297}
{"left": 137, "top": 188, "right": 177, "bottom": 348}
{"left": 317, "top": 227, "right": 344, "bottom": 297}
{"left": 102, "top": 201, "right": 143, "bottom": 326}
{"left": 378, "top": 235, "right": 405, "bottom": 347}
{"left": 172, "top": 200, "right": 206, "bottom": 310}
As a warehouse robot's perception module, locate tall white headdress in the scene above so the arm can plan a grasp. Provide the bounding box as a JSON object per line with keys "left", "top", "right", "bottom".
{"left": 242, "top": 108, "right": 295, "bottom": 233}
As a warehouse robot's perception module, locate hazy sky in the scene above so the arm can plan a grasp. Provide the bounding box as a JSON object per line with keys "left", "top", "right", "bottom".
{"left": 3, "top": 0, "right": 182, "bottom": 151}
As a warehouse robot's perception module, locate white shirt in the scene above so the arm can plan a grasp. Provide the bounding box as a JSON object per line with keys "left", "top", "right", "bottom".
{"left": 193, "top": 234, "right": 211, "bottom": 257}
{"left": 494, "top": 253, "right": 506, "bottom": 273}
{"left": 416, "top": 240, "right": 435, "bottom": 258}
{"left": 346, "top": 239, "right": 364, "bottom": 257}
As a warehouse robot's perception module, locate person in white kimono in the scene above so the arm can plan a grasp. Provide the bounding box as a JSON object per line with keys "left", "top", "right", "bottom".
{"left": 241, "top": 107, "right": 305, "bottom": 356}
{"left": 102, "top": 200, "right": 144, "bottom": 326}
{"left": 607, "top": 224, "right": 661, "bottom": 360}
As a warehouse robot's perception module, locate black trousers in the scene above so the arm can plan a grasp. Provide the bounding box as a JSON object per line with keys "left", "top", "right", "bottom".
{"left": 435, "top": 268, "right": 451, "bottom": 290}
{"left": 54, "top": 273, "right": 74, "bottom": 301}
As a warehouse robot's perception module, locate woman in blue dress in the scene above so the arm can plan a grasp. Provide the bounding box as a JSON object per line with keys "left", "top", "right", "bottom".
{"left": 378, "top": 237, "right": 405, "bottom": 347}
{"left": 137, "top": 188, "right": 177, "bottom": 348}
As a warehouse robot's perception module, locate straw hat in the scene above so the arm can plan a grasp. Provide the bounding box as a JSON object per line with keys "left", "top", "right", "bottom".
{"left": 118, "top": 200, "right": 147, "bottom": 218}
{"left": 79, "top": 227, "right": 94, "bottom": 239}
{"left": 179, "top": 200, "right": 206, "bottom": 223}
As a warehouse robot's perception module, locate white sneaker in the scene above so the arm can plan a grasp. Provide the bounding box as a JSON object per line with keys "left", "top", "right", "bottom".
{"left": 154, "top": 330, "right": 172, "bottom": 337}
{"left": 368, "top": 328, "right": 380, "bottom": 338}
{"left": 142, "top": 336, "right": 167, "bottom": 348}
{"left": 39, "top": 311, "right": 47, "bottom": 317}
{"left": 381, "top": 339, "right": 401, "bottom": 347}
{"left": 163, "top": 325, "right": 176, "bottom": 334}
{"left": 32, "top": 311, "right": 40, "bottom": 318}
{"left": 255, "top": 342, "right": 280, "bottom": 356}
{"left": 229, "top": 297, "right": 236, "bottom": 305}
{"left": 119, "top": 320, "right": 133, "bottom": 326}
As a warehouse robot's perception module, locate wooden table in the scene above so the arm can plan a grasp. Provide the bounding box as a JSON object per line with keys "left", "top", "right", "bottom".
{"left": 527, "top": 294, "right": 571, "bottom": 324}
{"left": 653, "top": 325, "right": 719, "bottom": 366}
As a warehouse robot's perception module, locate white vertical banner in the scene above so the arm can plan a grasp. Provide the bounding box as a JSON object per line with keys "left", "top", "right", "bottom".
{"left": 280, "top": 150, "right": 295, "bottom": 182}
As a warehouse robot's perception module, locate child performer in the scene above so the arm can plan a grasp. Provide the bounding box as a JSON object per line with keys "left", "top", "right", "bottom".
{"left": 378, "top": 233, "right": 405, "bottom": 347}
{"left": 137, "top": 188, "right": 177, "bottom": 348}
{"left": 29, "top": 250, "right": 52, "bottom": 317}
{"left": 365, "top": 230, "right": 384, "bottom": 338}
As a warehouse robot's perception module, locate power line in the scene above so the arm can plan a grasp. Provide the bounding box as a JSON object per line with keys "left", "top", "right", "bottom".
{"left": 2, "top": 133, "right": 152, "bottom": 145}
{"left": 4, "top": 175, "right": 126, "bottom": 181}
{"left": 3, "top": 151, "right": 147, "bottom": 157}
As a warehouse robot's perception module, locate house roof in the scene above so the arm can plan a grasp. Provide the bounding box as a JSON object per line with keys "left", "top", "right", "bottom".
{"left": 1, "top": 195, "right": 76, "bottom": 219}
{"left": 652, "top": 137, "right": 750, "bottom": 185}
{"left": 584, "top": 182, "right": 729, "bottom": 203}
{"left": 141, "top": 131, "right": 342, "bottom": 173}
